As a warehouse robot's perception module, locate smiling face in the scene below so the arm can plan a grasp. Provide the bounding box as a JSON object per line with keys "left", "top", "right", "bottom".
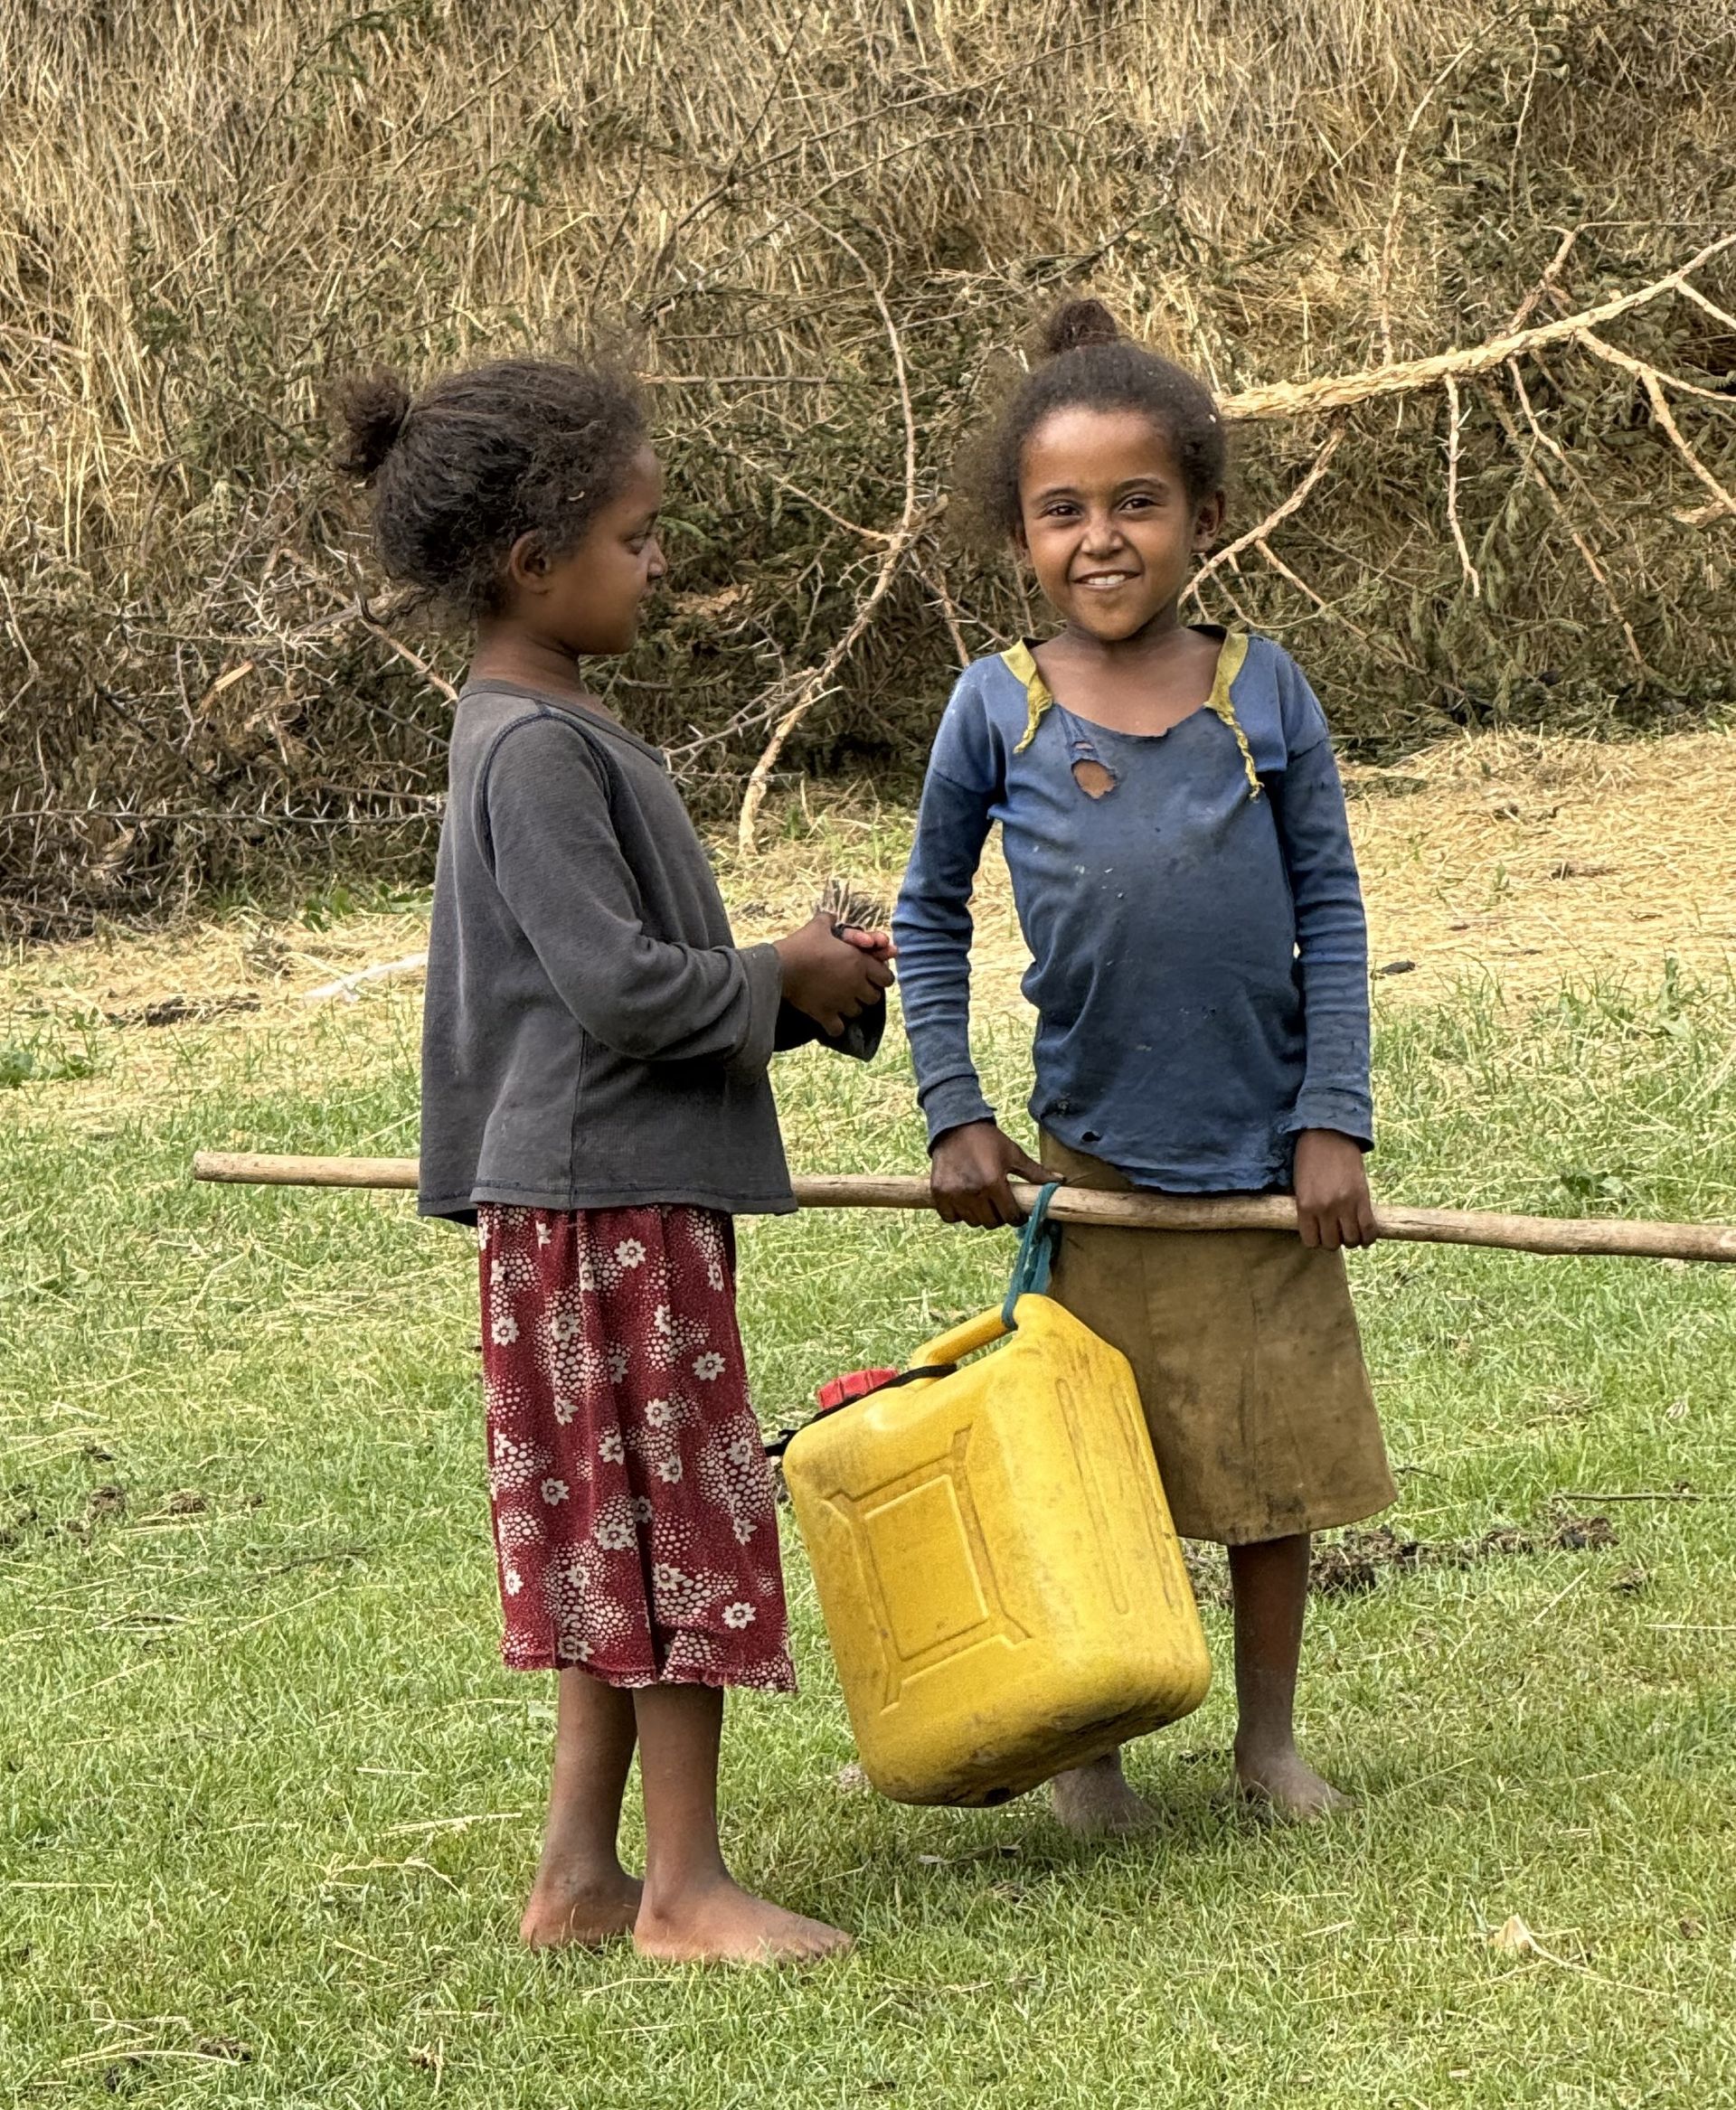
{"left": 1015, "top": 406, "right": 1223, "bottom": 643}
{"left": 503, "top": 442, "right": 666, "bottom": 658}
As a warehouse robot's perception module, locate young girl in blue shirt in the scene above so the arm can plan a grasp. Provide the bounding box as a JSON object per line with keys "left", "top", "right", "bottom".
{"left": 893, "top": 301, "right": 1395, "bottom": 1832}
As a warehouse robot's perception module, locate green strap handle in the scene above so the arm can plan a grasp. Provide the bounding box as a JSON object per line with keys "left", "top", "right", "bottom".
{"left": 1001, "top": 1182, "right": 1062, "bottom": 1332}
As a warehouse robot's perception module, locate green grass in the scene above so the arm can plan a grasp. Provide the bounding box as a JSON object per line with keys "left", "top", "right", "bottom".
{"left": 3, "top": 960, "right": 1735, "bottom": 2107}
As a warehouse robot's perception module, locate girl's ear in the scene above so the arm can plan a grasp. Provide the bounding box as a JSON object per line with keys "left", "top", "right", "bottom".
{"left": 1192, "top": 489, "right": 1227, "bottom": 554}
{"left": 505, "top": 531, "right": 550, "bottom": 591}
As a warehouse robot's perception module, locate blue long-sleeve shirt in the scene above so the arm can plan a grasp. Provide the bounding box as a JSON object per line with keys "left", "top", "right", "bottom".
{"left": 892, "top": 629, "right": 1372, "bottom": 1192}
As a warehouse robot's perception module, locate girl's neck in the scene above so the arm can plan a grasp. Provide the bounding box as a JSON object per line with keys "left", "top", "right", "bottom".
{"left": 1050, "top": 600, "right": 1195, "bottom": 666}
{"left": 469, "top": 626, "right": 619, "bottom": 721}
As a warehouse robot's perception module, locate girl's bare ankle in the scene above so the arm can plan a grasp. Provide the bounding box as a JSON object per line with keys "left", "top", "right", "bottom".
{"left": 638, "top": 1862, "right": 731, "bottom": 1919}
{"left": 532, "top": 1856, "right": 636, "bottom": 1899}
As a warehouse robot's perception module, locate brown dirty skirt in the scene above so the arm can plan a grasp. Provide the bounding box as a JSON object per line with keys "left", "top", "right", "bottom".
{"left": 1041, "top": 1135, "right": 1396, "bottom": 1546}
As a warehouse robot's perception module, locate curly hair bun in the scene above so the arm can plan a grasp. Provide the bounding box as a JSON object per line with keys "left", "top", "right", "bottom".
{"left": 1042, "top": 297, "right": 1122, "bottom": 357}
{"left": 334, "top": 370, "right": 413, "bottom": 480}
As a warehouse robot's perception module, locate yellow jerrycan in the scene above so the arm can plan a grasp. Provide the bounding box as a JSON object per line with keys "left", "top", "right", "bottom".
{"left": 782, "top": 1187, "right": 1211, "bottom": 1806}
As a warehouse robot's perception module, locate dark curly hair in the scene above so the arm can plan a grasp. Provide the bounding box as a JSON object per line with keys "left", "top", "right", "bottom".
{"left": 960, "top": 299, "right": 1227, "bottom": 542}
{"left": 333, "top": 356, "right": 648, "bottom": 619}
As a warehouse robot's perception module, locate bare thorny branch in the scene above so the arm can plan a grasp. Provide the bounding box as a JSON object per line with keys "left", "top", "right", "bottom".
{"left": 735, "top": 218, "right": 929, "bottom": 852}
{"left": 1175, "top": 233, "right": 1735, "bottom": 719}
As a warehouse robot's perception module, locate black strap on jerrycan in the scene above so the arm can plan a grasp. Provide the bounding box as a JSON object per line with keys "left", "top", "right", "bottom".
{"left": 768, "top": 1180, "right": 1065, "bottom": 1461}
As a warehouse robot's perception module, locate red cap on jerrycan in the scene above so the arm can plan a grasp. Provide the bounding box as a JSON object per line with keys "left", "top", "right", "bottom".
{"left": 814, "top": 1368, "right": 900, "bottom": 1414}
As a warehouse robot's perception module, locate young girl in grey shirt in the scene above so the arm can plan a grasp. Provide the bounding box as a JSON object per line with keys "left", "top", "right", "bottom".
{"left": 338, "top": 355, "right": 886, "bottom": 1965}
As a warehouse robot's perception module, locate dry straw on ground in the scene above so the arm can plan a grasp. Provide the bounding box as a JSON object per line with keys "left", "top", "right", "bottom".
{"left": 3, "top": 2, "right": 1735, "bottom": 929}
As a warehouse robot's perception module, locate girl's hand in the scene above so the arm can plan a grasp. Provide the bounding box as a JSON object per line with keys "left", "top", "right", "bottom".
{"left": 1293, "top": 1128, "right": 1378, "bottom": 1250}
{"left": 837, "top": 926, "right": 896, "bottom": 965}
{"left": 774, "top": 911, "right": 894, "bottom": 1037}
{"left": 929, "top": 1120, "right": 1050, "bottom": 1229}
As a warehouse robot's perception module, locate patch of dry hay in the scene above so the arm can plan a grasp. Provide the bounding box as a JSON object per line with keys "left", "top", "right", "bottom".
{"left": 5, "top": 3, "right": 1735, "bottom": 925}
{"left": 1346, "top": 730, "right": 1736, "bottom": 999}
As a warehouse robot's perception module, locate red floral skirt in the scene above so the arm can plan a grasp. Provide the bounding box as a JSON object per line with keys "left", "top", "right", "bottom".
{"left": 477, "top": 1203, "right": 795, "bottom": 1691}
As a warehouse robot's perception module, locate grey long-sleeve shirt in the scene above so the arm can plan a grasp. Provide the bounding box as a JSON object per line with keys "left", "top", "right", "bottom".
{"left": 419, "top": 680, "right": 880, "bottom": 1222}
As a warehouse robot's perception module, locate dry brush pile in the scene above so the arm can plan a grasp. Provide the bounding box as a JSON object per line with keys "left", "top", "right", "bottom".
{"left": 3, "top": 0, "right": 1735, "bottom": 930}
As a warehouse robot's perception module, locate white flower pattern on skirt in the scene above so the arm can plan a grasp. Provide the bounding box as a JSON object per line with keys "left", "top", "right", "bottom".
{"left": 477, "top": 1203, "right": 794, "bottom": 1691}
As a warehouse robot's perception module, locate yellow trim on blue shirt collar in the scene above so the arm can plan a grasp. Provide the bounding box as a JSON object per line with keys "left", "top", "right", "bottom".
{"left": 1001, "top": 632, "right": 1261, "bottom": 797}
{"left": 1203, "top": 631, "right": 1260, "bottom": 797}
{"left": 1003, "top": 639, "right": 1053, "bottom": 754}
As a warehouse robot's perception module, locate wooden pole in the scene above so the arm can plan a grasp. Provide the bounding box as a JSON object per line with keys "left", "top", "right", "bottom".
{"left": 191, "top": 1152, "right": 1736, "bottom": 1265}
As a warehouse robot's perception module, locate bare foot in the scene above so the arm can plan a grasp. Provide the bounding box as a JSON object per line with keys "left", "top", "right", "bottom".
{"left": 1234, "top": 1743, "right": 1353, "bottom": 1823}
{"left": 521, "top": 1869, "right": 644, "bottom": 1948}
{"left": 634, "top": 1875, "right": 854, "bottom": 1966}
{"left": 1050, "top": 1753, "right": 1160, "bottom": 1837}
